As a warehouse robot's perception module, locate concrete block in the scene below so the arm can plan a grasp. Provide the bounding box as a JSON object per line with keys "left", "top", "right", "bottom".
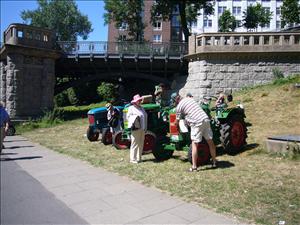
{"left": 266, "top": 139, "right": 300, "bottom": 154}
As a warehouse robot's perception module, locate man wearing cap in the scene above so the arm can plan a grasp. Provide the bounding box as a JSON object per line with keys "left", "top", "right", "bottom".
{"left": 106, "top": 103, "right": 121, "bottom": 133}
{"left": 174, "top": 94, "right": 217, "bottom": 171}
{"left": 154, "top": 83, "right": 168, "bottom": 107}
{"left": 127, "top": 94, "right": 147, "bottom": 163}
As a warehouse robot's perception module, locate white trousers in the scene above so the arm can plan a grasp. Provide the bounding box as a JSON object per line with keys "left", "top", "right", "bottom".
{"left": 130, "top": 129, "right": 145, "bottom": 162}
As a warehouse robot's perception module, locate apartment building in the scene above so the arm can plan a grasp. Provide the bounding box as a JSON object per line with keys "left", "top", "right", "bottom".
{"left": 108, "top": 0, "right": 183, "bottom": 42}
{"left": 191, "top": 0, "right": 300, "bottom": 34}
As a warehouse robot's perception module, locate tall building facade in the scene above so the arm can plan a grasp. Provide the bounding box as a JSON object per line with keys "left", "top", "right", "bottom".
{"left": 108, "top": 0, "right": 183, "bottom": 42}
{"left": 191, "top": 0, "right": 300, "bottom": 34}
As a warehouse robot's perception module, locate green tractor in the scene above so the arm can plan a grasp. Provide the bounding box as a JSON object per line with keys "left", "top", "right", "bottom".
{"left": 112, "top": 103, "right": 169, "bottom": 154}
{"left": 152, "top": 95, "right": 248, "bottom": 166}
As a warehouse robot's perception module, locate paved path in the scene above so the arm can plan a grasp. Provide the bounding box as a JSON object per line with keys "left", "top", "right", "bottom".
{"left": 1, "top": 136, "right": 249, "bottom": 224}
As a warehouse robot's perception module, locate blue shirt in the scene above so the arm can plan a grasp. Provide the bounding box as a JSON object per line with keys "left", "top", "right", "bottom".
{"left": 0, "top": 106, "right": 9, "bottom": 127}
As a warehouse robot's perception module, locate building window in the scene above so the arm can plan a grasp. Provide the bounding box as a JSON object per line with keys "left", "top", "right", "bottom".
{"left": 119, "top": 35, "right": 126, "bottom": 41}
{"left": 276, "top": 21, "right": 281, "bottom": 29}
{"left": 218, "top": 6, "right": 227, "bottom": 14}
{"left": 153, "top": 34, "right": 162, "bottom": 43}
{"left": 204, "top": 19, "right": 212, "bottom": 28}
{"left": 263, "top": 7, "right": 270, "bottom": 14}
{"left": 119, "top": 22, "right": 128, "bottom": 30}
{"left": 153, "top": 21, "right": 162, "bottom": 31}
{"left": 262, "top": 0, "right": 271, "bottom": 2}
{"left": 261, "top": 23, "right": 270, "bottom": 28}
{"left": 233, "top": 7, "right": 241, "bottom": 15}
{"left": 276, "top": 7, "right": 281, "bottom": 15}
{"left": 17, "top": 30, "right": 23, "bottom": 38}
{"left": 233, "top": 0, "right": 241, "bottom": 1}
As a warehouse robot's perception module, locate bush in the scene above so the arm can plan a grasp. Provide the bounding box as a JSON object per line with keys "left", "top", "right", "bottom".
{"left": 54, "top": 91, "right": 70, "bottom": 107}
{"left": 272, "top": 67, "right": 284, "bottom": 79}
{"left": 97, "top": 82, "right": 117, "bottom": 102}
{"left": 67, "top": 87, "right": 79, "bottom": 105}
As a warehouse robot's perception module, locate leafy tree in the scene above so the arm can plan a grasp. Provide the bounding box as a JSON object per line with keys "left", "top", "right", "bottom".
{"left": 242, "top": 3, "right": 272, "bottom": 31}
{"left": 104, "top": 0, "right": 145, "bottom": 41}
{"left": 281, "top": 0, "right": 300, "bottom": 28}
{"left": 97, "top": 82, "right": 117, "bottom": 102}
{"left": 21, "top": 0, "right": 92, "bottom": 41}
{"left": 151, "top": 0, "right": 214, "bottom": 42}
{"left": 218, "top": 10, "right": 236, "bottom": 32}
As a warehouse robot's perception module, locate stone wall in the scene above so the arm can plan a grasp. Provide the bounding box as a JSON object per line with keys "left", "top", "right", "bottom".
{"left": 0, "top": 54, "right": 56, "bottom": 118}
{"left": 178, "top": 56, "right": 300, "bottom": 102}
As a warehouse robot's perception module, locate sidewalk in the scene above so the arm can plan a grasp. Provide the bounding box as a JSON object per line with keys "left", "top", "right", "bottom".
{"left": 1, "top": 136, "right": 249, "bottom": 224}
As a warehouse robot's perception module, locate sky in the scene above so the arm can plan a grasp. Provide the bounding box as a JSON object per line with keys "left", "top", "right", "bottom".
{"left": 0, "top": 0, "right": 108, "bottom": 42}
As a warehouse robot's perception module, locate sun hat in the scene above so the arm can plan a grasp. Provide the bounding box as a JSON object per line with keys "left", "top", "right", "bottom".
{"left": 131, "top": 94, "right": 143, "bottom": 104}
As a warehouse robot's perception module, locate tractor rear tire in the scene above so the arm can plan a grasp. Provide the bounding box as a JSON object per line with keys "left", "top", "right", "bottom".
{"left": 101, "top": 128, "right": 112, "bottom": 145}
{"left": 188, "top": 140, "right": 211, "bottom": 166}
{"left": 6, "top": 125, "right": 16, "bottom": 136}
{"left": 87, "top": 127, "right": 99, "bottom": 142}
{"left": 112, "top": 131, "right": 131, "bottom": 150}
{"left": 143, "top": 131, "right": 156, "bottom": 154}
{"left": 220, "top": 115, "right": 247, "bottom": 154}
{"left": 152, "top": 137, "right": 174, "bottom": 161}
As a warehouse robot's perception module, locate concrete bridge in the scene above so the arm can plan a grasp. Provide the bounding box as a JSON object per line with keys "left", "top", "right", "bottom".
{"left": 1, "top": 23, "right": 299, "bottom": 118}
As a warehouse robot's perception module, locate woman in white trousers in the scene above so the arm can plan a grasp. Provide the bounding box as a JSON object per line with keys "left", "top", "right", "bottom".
{"left": 127, "top": 94, "right": 147, "bottom": 163}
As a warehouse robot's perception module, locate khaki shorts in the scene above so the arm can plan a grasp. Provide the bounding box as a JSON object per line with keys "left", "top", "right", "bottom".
{"left": 190, "top": 119, "right": 213, "bottom": 143}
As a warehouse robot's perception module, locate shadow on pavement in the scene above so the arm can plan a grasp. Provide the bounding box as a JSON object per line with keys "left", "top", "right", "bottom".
{"left": 4, "top": 145, "right": 35, "bottom": 149}
{"left": 0, "top": 156, "right": 43, "bottom": 161}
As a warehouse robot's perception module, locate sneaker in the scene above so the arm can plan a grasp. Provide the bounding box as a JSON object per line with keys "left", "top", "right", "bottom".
{"left": 212, "top": 161, "right": 218, "bottom": 168}
{"left": 188, "top": 167, "right": 198, "bottom": 172}
{"left": 130, "top": 160, "right": 138, "bottom": 164}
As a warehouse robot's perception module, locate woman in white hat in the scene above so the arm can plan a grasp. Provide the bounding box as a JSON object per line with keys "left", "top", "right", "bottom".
{"left": 127, "top": 94, "right": 147, "bottom": 163}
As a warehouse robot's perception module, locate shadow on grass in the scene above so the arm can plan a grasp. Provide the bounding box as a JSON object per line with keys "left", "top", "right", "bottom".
{"left": 201, "top": 160, "right": 235, "bottom": 170}
{"left": 217, "top": 143, "right": 260, "bottom": 156}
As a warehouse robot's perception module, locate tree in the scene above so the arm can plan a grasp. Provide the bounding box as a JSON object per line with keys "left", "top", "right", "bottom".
{"left": 218, "top": 10, "right": 236, "bottom": 32}
{"left": 151, "top": 0, "right": 214, "bottom": 42}
{"left": 281, "top": 0, "right": 300, "bottom": 28}
{"left": 242, "top": 3, "right": 272, "bottom": 31}
{"left": 21, "top": 0, "right": 92, "bottom": 41}
{"left": 104, "top": 0, "right": 145, "bottom": 41}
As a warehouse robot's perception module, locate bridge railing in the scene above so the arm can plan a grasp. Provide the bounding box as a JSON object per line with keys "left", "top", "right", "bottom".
{"left": 189, "top": 31, "right": 300, "bottom": 55}
{"left": 57, "top": 41, "right": 188, "bottom": 57}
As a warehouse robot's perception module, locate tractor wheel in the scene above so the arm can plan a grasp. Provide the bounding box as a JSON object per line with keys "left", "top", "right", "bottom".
{"left": 152, "top": 137, "right": 174, "bottom": 161}
{"left": 86, "top": 127, "right": 99, "bottom": 142}
{"left": 143, "top": 131, "right": 156, "bottom": 154}
{"left": 112, "top": 131, "right": 131, "bottom": 150}
{"left": 188, "top": 140, "right": 211, "bottom": 166}
{"left": 220, "top": 115, "right": 247, "bottom": 154}
{"left": 101, "top": 128, "right": 112, "bottom": 145}
{"left": 6, "top": 125, "right": 16, "bottom": 136}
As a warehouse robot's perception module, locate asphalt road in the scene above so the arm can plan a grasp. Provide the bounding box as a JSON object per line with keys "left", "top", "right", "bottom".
{"left": 0, "top": 154, "right": 87, "bottom": 225}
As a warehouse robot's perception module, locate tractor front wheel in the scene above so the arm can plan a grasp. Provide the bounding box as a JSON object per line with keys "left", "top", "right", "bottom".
{"left": 152, "top": 137, "right": 174, "bottom": 161}
{"left": 86, "top": 127, "right": 99, "bottom": 142}
{"left": 220, "top": 115, "right": 247, "bottom": 154}
{"left": 188, "top": 140, "right": 211, "bottom": 166}
{"left": 112, "top": 131, "right": 131, "bottom": 150}
{"left": 143, "top": 131, "right": 156, "bottom": 154}
{"left": 101, "top": 128, "right": 112, "bottom": 145}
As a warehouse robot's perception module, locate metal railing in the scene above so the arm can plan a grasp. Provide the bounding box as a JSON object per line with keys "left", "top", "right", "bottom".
{"left": 57, "top": 41, "right": 188, "bottom": 57}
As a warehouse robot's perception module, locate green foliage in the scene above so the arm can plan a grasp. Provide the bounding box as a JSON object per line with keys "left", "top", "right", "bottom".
{"left": 21, "top": 0, "right": 92, "bottom": 41}
{"left": 218, "top": 10, "right": 236, "bottom": 32}
{"left": 97, "top": 82, "right": 117, "bottom": 102}
{"left": 67, "top": 88, "right": 79, "bottom": 105}
{"left": 151, "top": 0, "right": 214, "bottom": 42}
{"left": 242, "top": 3, "right": 273, "bottom": 30}
{"left": 281, "top": 0, "right": 300, "bottom": 28}
{"left": 54, "top": 91, "right": 70, "bottom": 107}
{"left": 272, "top": 68, "right": 284, "bottom": 79}
{"left": 272, "top": 74, "right": 300, "bottom": 85}
{"left": 104, "top": 0, "right": 145, "bottom": 41}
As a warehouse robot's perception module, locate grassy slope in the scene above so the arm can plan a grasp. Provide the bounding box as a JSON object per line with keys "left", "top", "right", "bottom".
{"left": 21, "top": 76, "right": 300, "bottom": 225}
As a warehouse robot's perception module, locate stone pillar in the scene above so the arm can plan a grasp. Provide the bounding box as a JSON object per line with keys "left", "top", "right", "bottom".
{"left": 0, "top": 61, "right": 7, "bottom": 104}
{"left": 41, "top": 58, "right": 55, "bottom": 110}
{"left": 6, "top": 53, "right": 24, "bottom": 117}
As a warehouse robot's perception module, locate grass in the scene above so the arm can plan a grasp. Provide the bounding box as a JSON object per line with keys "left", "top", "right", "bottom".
{"left": 20, "top": 75, "right": 300, "bottom": 225}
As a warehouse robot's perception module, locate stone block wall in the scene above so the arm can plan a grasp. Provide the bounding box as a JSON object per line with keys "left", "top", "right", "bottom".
{"left": 178, "top": 57, "right": 300, "bottom": 102}
{"left": 0, "top": 54, "right": 56, "bottom": 118}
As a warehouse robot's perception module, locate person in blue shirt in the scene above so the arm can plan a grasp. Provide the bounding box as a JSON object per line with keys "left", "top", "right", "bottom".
{"left": 0, "top": 101, "right": 10, "bottom": 151}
